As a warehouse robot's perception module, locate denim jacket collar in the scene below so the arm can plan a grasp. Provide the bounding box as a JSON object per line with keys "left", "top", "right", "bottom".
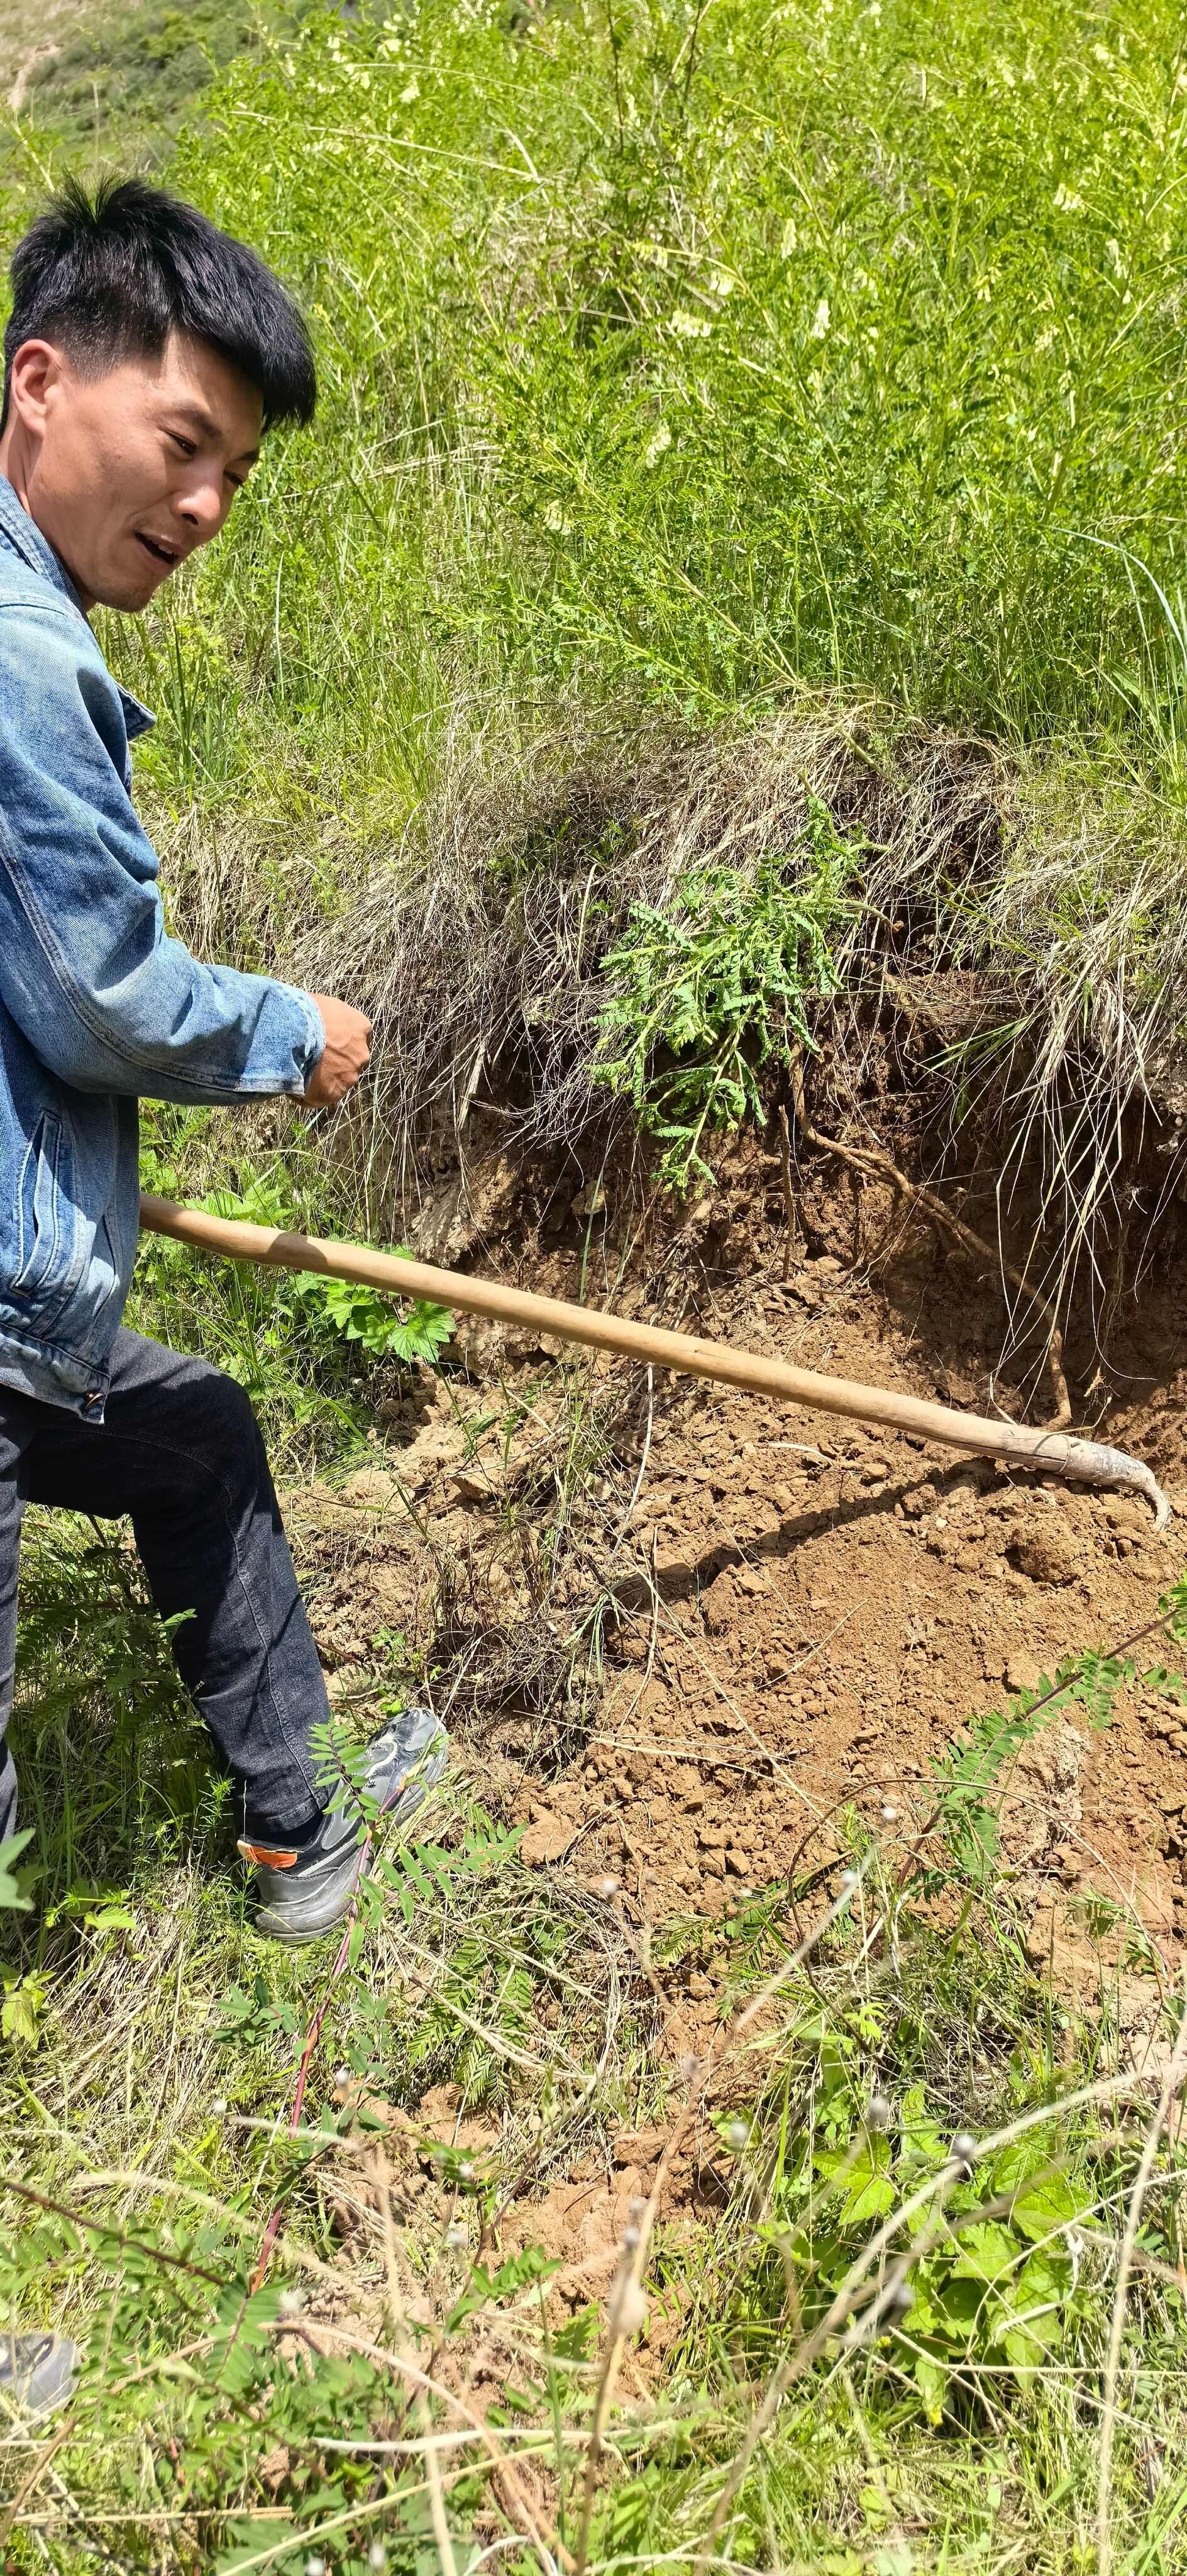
{"left": 0, "top": 472, "right": 155, "bottom": 740}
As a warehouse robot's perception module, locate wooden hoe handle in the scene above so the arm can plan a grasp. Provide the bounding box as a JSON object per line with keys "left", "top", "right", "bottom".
{"left": 138, "top": 1194, "right": 1171, "bottom": 1529}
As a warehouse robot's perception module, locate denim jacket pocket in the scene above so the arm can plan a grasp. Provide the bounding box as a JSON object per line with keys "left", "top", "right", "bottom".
{"left": 12, "top": 1109, "right": 74, "bottom": 1307}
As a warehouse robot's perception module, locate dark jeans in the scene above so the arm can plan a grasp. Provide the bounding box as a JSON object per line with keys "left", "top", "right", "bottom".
{"left": 0, "top": 1328, "right": 330, "bottom": 1848}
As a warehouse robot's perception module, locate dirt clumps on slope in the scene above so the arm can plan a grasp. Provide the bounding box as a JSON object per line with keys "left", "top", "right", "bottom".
{"left": 285, "top": 1135, "right": 1187, "bottom": 1956}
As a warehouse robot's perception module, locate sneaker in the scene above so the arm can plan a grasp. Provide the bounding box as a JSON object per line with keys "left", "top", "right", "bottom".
{"left": 0, "top": 2333, "right": 79, "bottom": 2419}
{"left": 240, "top": 1706, "right": 446, "bottom": 1947}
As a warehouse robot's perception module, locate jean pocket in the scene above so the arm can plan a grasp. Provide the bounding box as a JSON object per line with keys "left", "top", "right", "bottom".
{"left": 13, "top": 1110, "right": 71, "bottom": 1303}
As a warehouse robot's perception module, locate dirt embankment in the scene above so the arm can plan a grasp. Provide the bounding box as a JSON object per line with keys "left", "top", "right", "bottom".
{"left": 286, "top": 1108, "right": 1187, "bottom": 1959}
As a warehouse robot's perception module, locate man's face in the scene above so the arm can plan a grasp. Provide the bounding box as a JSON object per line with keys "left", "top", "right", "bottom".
{"left": 1, "top": 330, "right": 263, "bottom": 611}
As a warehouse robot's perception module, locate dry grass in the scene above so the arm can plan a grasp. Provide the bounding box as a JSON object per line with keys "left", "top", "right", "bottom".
{"left": 297, "top": 699, "right": 1187, "bottom": 1336}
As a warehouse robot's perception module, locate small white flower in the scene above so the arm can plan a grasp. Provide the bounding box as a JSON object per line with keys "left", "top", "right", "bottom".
{"left": 544, "top": 500, "right": 573, "bottom": 535}
{"left": 400, "top": 75, "right": 420, "bottom": 101}
{"left": 278, "top": 2286, "right": 305, "bottom": 2318}
{"left": 780, "top": 217, "right": 798, "bottom": 258}
{"left": 643, "top": 421, "right": 672, "bottom": 468}
{"left": 670, "top": 308, "right": 713, "bottom": 339}
{"left": 725, "top": 2117, "right": 750, "bottom": 2153}
{"left": 596, "top": 1874, "right": 620, "bottom": 1897}
{"left": 212, "top": 2097, "right": 228, "bottom": 2117}
{"left": 368, "top": 2548, "right": 388, "bottom": 2573}
{"left": 1052, "top": 182, "right": 1086, "bottom": 214}
{"left": 810, "top": 296, "right": 831, "bottom": 339}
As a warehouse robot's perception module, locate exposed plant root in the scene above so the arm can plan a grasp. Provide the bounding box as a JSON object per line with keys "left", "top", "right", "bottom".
{"left": 776, "top": 1101, "right": 797, "bottom": 1283}
{"left": 787, "top": 1050, "right": 1073, "bottom": 1428}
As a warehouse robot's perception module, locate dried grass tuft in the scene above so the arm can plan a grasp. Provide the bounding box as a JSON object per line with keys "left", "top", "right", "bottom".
{"left": 302, "top": 697, "right": 1187, "bottom": 1311}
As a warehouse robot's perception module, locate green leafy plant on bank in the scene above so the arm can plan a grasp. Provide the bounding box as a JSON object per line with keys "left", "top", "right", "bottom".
{"left": 0, "top": 1827, "right": 33, "bottom": 1911}
{"left": 292, "top": 1269, "right": 453, "bottom": 1367}
{"left": 594, "top": 804, "right": 854, "bottom": 1187}
{"left": 132, "top": 1131, "right": 453, "bottom": 1456}
{"left": 930, "top": 1577, "right": 1187, "bottom": 1888}
{"left": 721, "top": 2021, "right": 1100, "bottom": 2433}
{"left": 153, "top": 1170, "right": 452, "bottom": 1372}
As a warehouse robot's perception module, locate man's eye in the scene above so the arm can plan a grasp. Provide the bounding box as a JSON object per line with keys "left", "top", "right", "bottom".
{"left": 170, "top": 432, "right": 197, "bottom": 457}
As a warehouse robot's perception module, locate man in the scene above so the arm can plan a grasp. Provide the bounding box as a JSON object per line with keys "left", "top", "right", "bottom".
{"left": 0, "top": 176, "right": 444, "bottom": 1956}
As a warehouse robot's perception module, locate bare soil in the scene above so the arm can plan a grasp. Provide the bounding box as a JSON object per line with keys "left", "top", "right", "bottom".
{"left": 285, "top": 1117, "right": 1187, "bottom": 1963}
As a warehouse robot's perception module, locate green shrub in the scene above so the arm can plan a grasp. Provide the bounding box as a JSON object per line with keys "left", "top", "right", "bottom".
{"left": 593, "top": 800, "right": 853, "bottom": 1186}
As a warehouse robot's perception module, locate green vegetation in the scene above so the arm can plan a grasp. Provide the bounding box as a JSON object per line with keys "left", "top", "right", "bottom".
{"left": 6, "top": 0, "right": 1187, "bottom": 2565}
{"left": 8, "top": 1588, "right": 1187, "bottom": 2567}
{"left": 133, "top": 1112, "right": 451, "bottom": 1467}
{"left": 109, "top": 0, "right": 1187, "bottom": 816}
{"left": 70, "top": 0, "right": 1187, "bottom": 1257}
{"left": 594, "top": 800, "right": 852, "bottom": 1188}
{"left": 1, "top": 0, "right": 311, "bottom": 174}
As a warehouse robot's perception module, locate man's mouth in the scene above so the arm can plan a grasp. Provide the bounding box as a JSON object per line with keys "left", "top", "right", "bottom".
{"left": 135, "top": 533, "right": 181, "bottom": 569}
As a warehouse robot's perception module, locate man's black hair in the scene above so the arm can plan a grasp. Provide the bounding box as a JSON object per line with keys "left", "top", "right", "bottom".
{"left": 1, "top": 175, "right": 316, "bottom": 431}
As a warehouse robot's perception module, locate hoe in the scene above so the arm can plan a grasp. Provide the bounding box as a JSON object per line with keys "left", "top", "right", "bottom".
{"left": 139, "top": 1196, "right": 1172, "bottom": 1529}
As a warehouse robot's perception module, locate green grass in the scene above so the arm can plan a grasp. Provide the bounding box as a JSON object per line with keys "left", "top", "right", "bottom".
{"left": 6, "top": 1457, "right": 1187, "bottom": 2570}
{"left": 96, "top": 0, "right": 1187, "bottom": 819}
{"left": 1, "top": 0, "right": 310, "bottom": 172}
{"left": 62, "top": 0, "right": 1187, "bottom": 1266}
{"left": 1, "top": 0, "right": 1179, "bottom": 1253}
{"left": 7, "top": 1601, "right": 1187, "bottom": 2571}
{"left": 6, "top": 0, "right": 1187, "bottom": 1016}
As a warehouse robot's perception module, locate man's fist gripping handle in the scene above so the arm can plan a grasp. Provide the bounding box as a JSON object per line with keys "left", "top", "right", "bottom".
{"left": 304, "top": 993, "right": 372, "bottom": 1105}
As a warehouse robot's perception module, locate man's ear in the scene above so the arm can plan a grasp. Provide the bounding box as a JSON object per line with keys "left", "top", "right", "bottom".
{"left": 6, "top": 339, "right": 69, "bottom": 437}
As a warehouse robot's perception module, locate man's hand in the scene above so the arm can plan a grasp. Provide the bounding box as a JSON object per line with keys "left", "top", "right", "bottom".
{"left": 304, "top": 992, "right": 372, "bottom": 1105}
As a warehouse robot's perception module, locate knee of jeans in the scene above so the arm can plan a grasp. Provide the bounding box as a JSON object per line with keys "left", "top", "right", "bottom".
{"left": 185, "top": 1365, "right": 264, "bottom": 1479}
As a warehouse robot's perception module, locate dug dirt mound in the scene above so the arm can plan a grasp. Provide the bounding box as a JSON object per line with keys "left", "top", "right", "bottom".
{"left": 286, "top": 1130, "right": 1187, "bottom": 1953}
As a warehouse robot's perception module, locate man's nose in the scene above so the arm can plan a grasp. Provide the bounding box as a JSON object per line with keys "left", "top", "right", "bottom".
{"left": 177, "top": 475, "right": 230, "bottom": 537}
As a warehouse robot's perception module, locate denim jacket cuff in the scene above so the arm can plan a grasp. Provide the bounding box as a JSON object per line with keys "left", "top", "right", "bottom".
{"left": 279, "top": 985, "right": 326, "bottom": 1092}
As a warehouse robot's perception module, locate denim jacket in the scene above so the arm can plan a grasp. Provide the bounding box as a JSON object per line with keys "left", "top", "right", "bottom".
{"left": 0, "top": 475, "right": 324, "bottom": 1418}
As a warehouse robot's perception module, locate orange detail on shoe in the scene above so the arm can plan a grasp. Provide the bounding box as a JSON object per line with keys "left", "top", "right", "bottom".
{"left": 237, "top": 1840, "right": 300, "bottom": 1869}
